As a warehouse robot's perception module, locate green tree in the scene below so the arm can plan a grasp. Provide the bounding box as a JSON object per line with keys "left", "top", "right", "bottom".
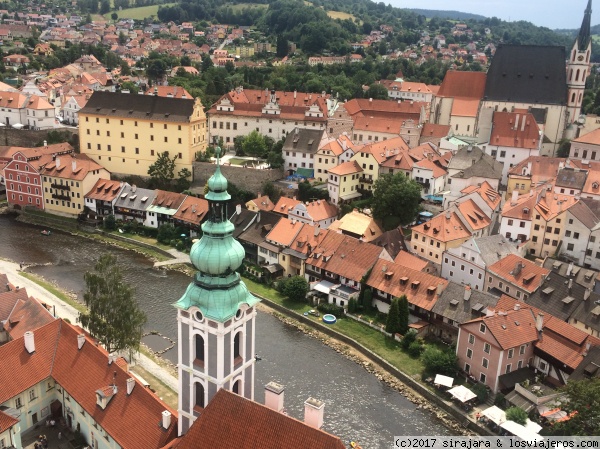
{"left": 103, "top": 214, "right": 116, "bottom": 231}
{"left": 386, "top": 297, "right": 401, "bottom": 334}
{"left": 148, "top": 151, "right": 176, "bottom": 190}
{"left": 367, "top": 82, "right": 389, "bottom": 100}
{"left": 176, "top": 167, "right": 192, "bottom": 192}
{"left": 422, "top": 346, "right": 458, "bottom": 377}
{"left": 118, "top": 31, "right": 127, "bottom": 45}
{"left": 276, "top": 34, "right": 288, "bottom": 58}
{"left": 557, "top": 138, "right": 571, "bottom": 158}
{"left": 146, "top": 59, "right": 167, "bottom": 81}
{"left": 261, "top": 181, "right": 282, "bottom": 203}
{"left": 552, "top": 378, "right": 600, "bottom": 435}
{"left": 79, "top": 254, "right": 147, "bottom": 354}
{"left": 362, "top": 288, "right": 372, "bottom": 311}
{"left": 242, "top": 130, "right": 267, "bottom": 160}
{"left": 120, "top": 81, "right": 139, "bottom": 94}
{"left": 398, "top": 295, "right": 409, "bottom": 335}
{"left": 281, "top": 276, "right": 309, "bottom": 302}
{"left": 372, "top": 173, "right": 422, "bottom": 229}
{"left": 505, "top": 407, "right": 528, "bottom": 426}
{"left": 100, "top": 0, "right": 110, "bottom": 14}
{"left": 111, "top": 12, "right": 118, "bottom": 21}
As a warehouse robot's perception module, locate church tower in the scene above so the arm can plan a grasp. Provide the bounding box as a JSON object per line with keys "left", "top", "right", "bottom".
{"left": 174, "top": 146, "right": 260, "bottom": 436}
{"left": 567, "top": 0, "right": 593, "bottom": 124}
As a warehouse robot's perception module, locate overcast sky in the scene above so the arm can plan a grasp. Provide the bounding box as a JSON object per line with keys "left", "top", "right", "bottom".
{"left": 389, "top": 0, "right": 595, "bottom": 30}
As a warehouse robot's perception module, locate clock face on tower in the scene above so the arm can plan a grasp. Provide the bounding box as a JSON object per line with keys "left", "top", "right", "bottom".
{"left": 578, "top": 55, "right": 585, "bottom": 61}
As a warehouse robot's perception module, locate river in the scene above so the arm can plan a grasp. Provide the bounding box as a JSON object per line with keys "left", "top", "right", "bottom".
{"left": 0, "top": 214, "right": 454, "bottom": 447}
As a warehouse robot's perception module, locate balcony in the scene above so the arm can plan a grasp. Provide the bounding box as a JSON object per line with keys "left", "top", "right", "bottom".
{"left": 359, "top": 176, "right": 374, "bottom": 184}
{"left": 52, "top": 193, "right": 71, "bottom": 201}
{"left": 50, "top": 183, "right": 70, "bottom": 190}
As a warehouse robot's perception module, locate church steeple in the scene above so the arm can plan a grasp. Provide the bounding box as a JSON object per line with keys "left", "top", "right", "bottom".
{"left": 175, "top": 144, "right": 260, "bottom": 436}
{"left": 566, "top": 0, "right": 593, "bottom": 125}
{"left": 577, "top": 0, "right": 592, "bottom": 51}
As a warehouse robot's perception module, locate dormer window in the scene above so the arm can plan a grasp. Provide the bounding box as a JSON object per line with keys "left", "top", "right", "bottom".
{"left": 400, "top": 276, "right": 408, "bottom": 285}
{"left": 411, "top": 280, "right": 420, "bottom": 290}
{"left": 594, "top": 182, "right": 599, "bottom": 189}
{"left": 523, "top": 207, "right": 529, "bottom": 214}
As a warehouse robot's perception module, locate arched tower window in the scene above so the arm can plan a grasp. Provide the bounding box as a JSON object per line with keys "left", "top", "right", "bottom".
{"left": 573, "top": 49, "right": 576, "bottom": 60}
{"left": 194, "top": 334, "right": 204, "bottom": 367}
{"left": 194, "top": 382, "right": 205, "bottom": 410}
{"left": 579, "top": 93, "right": 583, "bottom": 103}
{"left": 576, "top": 69, "right": 580, "bottom": 81}
{"left": 233, "top": 379, "right": 241, "bottom": 395}
{"left": 233, "top": 332, "right": 242, "bottom": 366}
{"left": 587, "top": 50, "right": 591, "bottom": 62}
{"left": 572, "top": 92, "right": 576, "bottom": 103}
{"left": 570, "top": 69, "right": 573, "bottom": 81}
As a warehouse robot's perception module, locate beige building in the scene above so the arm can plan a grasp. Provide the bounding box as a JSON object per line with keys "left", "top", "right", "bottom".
{"left": 79, "top": 91, "right": 206, "bottom": 178}
{"left": 42, "top": 154, "right": 109, "bottom": 217}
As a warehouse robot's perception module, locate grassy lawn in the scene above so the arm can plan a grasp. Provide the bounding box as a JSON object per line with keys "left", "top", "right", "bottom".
{"left": 129, "top": 364, "right": 178, "bottom": 410}
{"left": 19, "top": 271, "right": 87, "bottom": 314}
{"left": 227, "top": 157, "right": 248, "bottom": 166}
{"left": 243, "top": 276, "right": 426, "bottom": 377}
{"left": 326, "top": 10, "right": 358, "bottom": 22}
{"left": 103, "top": 3, "right": 176, "bottom": 20}
{"left": 110, "top": 231, "right": 173, "bottom": 251}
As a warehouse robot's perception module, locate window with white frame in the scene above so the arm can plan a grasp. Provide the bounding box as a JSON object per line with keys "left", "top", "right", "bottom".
{"left": 484, "top": 343, "right": 491, "bottom": 354}
{"left": 508, "top": 348, "right": 514, "bottom": 359}
{"left": 519, "top": 344, "right": 526, "bottom": 355}
{"left": 538, "top": 360, "right": 548, "bottom": 372}
{"left": 29, "top": 389, "right": 35, "bottom": 401}
{"left": 482, "top": 358, "right": 489, "bottom": 368}
{"left": 468, "top": 334, "right": 475, "bottom": 344}
{"left": 466, "top": 348, "right": 473, "bottom": 359}
{"left": 506, "top": 364, "right": 512, "bottom": 374}
{"left": 479, "top": 323, "right": 486, "bottom": 333}
{"left": 15, "top": 397, "right": 22, "bottom": 408}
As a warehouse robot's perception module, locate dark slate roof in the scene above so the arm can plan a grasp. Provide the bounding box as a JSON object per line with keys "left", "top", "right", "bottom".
{"left": 229, "top": 208, "right": 258, "bottom": 238}
{"left": 576, "top": 0, "right": 593, "bottom": 52}
{"left": 282, "top": 127, "right": 325, "bottom": 155}
{"left": 569, "top": 291, "right": 600, "bottom": 336}
{"left": 80, "top": 91, "right": 196, "bottom": 122}
{"left": 431, "top": 282, "right": 499, "bottom": 325}
{"left": 114, "top": 185, "right": 156, "bottom": 211}
{"left": 555, "top": 167, "right": 588, "bottom": 190}
{"left": 483, "top": 45, "right": 567, "bottom": 105}
{"left": 237, "top": 211, "right": 281, "bottom": 246}
{"left": 525, "top": 271, "right": 584, "bottom": 321}
{"left": 543, "top": 257, "right": 598, "bottom": 290}
{"left": 371, "top": 227, "right": 408, "bottom": 259}
{"left": 570, "top": 345, "right": 600, "bottom": 381}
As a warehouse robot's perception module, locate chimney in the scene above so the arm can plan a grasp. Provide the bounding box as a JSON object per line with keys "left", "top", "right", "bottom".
{"left": 161, "top": 410, "right": 172, "bottom": 430}
{"left": 236, "top": 204, "right": 242, "bottom": 215}
{"left": 464, "top": 285, "right": 472, "bottom": 301}
{"left": 77, "top": 333, "right": 85, "bottom": 349}
{"left": 72, "top": 160, "right": 77, "bottom": 172}
{"left": 567, "top": 262, "right": 574, "bottom": 277}
{"left": 568, "top": 278, "right": 573, "bottom": 293}
{"left": 44, "top": 140, "right": 47, "bottom": 147}
{"left": 264, "top": 381, "right": 285, "bottom": 412}
{"left": 24, "top": 331, "right": 35, "bottom": 354}
{"left": 521, "top": 116, "right": 527, "bottom": 132}
{"left": 304, "top": 397, "right": 325, "bottom": 429}
{"left": 584, "top": 288, "right": 592, "bottom": 300}
{"left": 294, "top": 90, "right": 297, "bottom": 99}
{"left": 445, "top": 210, "right": 451, "bottom": 220}
{"left": 514, "top": 114, "right": 519, "bottom": 130}
{"left": 514, "top": 303, "right": 520, "bottom": 311}
{"left": 511, "top": 189, "right": 519, "bottom": 206}
{"left": 126, "top": 377, "right": 135, "bottom": 395}
{"left": 56, "top": 157, "right": 61, "bottom": 168}
{"left": 535, "top": 312, "right": 544, "bottom": 332}
{"left": 436, "top": 283, "right": 444, "bottom": 296}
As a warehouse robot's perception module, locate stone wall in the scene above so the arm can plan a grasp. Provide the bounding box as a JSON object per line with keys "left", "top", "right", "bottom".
{"left": 192, "top": 162, "right": 283, "bottom": 194}
{"left": 0, "top": 128, "right": 79, "bottom": 148}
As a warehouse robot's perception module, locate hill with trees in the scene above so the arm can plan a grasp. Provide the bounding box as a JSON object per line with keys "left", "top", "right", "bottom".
{"left": 407, "top": 8, "right": 486, "bottom": 21}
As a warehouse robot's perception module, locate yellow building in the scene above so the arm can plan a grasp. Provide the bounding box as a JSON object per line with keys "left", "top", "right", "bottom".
{"left": 42, "top": 154, "right": 110, "bottom": 217}
{"left": 79, "top": 91, "right": 207, "bottom": 179}
{"left": 350, "top": 137, "right": 409, "bottom": 192}
{"left": 314, "top": 135, "right": 355, "bottom": 182}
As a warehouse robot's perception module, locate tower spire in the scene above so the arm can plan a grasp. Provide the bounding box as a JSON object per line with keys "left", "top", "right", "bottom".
{"left": 578, "top": 0, "right": 592, "bottom": 51}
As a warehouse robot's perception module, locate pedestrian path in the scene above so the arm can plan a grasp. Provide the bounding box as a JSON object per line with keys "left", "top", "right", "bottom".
{"left": 0, "top": 259, "right": 179, "bottom": 393}
{"left": 153, "top": 248, "right": 190, "bottom": 267}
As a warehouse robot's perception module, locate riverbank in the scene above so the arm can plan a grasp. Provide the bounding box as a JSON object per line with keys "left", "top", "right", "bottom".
{"left": 2, "top": 209, "right": 485, "bottom": 436}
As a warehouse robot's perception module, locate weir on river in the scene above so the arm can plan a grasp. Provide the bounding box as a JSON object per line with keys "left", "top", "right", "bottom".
{"left": 0, "top": 215, "right": 454, "bottom": 448}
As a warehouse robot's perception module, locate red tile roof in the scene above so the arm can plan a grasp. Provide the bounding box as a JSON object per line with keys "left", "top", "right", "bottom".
{"left": 412, "top": 210, "right": 471, "bottom": 243}
{"left": 151, "top": 190, "right": 187, "bottom": 210}
{"left": 436, "top": 71, "right": 487, "bottom": 99}
{"left": 0, "top": 320, "right": 177, "bottom": 449}
{"left": 85, "top": 179, "right": 123, "bottom": 202}
{"left": 0, "top": 409, "right": 19, "bottom": 432}
{"left": 487, "top": 254, "right": 550, "bottom": 294}
{"left": 420, "top": 123, "right": 450, "bottom": 139}
{"left": 367, "top": 259, "right": 447, "bottom": 311}
{"left": 273, "top": 197, "right": 301, "bottom": 215}
{"left": 490, "top": 112, "right": 540, "bottom": 149}
{"left": 266, "top": 218, "right": 304, "bottom": 247}
{"left": 320, "top": 236, "right": 385, "bottom": 283}
{"left": 393, "top": 251, "right": 429, "bottom": 272}
{"left": 328, "top": 160, "right": 362, "bottom": 176}
{"left": 172, "top": 195, "right": 209, "bottom": 224}
{"left": 172, "top": 389, "right": 345, "bottom": 449}
{"left": 247, "top": 195, "right": 275, "bottom": 212}
{"left": 42, "top": 154, "right": 105, "bottom": 181}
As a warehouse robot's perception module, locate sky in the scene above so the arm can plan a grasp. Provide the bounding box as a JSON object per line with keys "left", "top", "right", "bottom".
{"left": 388, "top": 0, "right": 595, "bottom": 30}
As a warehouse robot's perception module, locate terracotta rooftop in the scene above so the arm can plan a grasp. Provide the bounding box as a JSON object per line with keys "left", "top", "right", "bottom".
{"left": 0, "top": 320, "right": 177, "bottom": 449}
{"left": 574, "top": 127, "right": 600, "bottom": 145}
{"left": 266, "top": 218, "right": 304, "bottom": 247}
{"left": 420, "top": 123, "right": 450, "bottom": 139}
{"left": 436, "top": 70, "right": 487, "bottom": 99}
{"left": 487, "top": 254, "right": 550, "bottom": 294}
{"left": 327, "top": 210, "right": 383, "bottom": 242}
{"left": 273, "top": 197, "right": 301, "bottom": 216}
{"left": 246, "top": 195, "right": 275, "bottom": 212}
{"left": 393, "top": 250, "right": 429, "bottom": 272}
{"left": 328, "top": 160, "right": 362, "bottom": 176}
{"left": 317, "top": 236, "right": 384, "bottom": 283}
{"left": 172, "top": 195, "right": 209, "bottom": 225}
{"left": 42, "top": 153, "right": 105, "bottom": 181}
{"left": 457, "top": 199, "right": 491, "bottom": 231}
{"left": 490, "top": 111, "right": 540, "bottom": 149}
{"left": 171, "top": 389, "right": 345, "bottom": 449}
{"left": 412, "top": 210, "right": 471, "bottom": 243}
{"left": 356, "top": 137, "right": 410, "bottom": 164}
{"left": 292, "top": 200, "right": 338, "bottom": 223}
{"left": 367, "top": 259, "right": 447, "bottom": 311}
{"left": 85, "top": 179, "right": 123, "bottom": 202}
{"left": 151, "top": 190, "right": 187, "bottom": 211}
